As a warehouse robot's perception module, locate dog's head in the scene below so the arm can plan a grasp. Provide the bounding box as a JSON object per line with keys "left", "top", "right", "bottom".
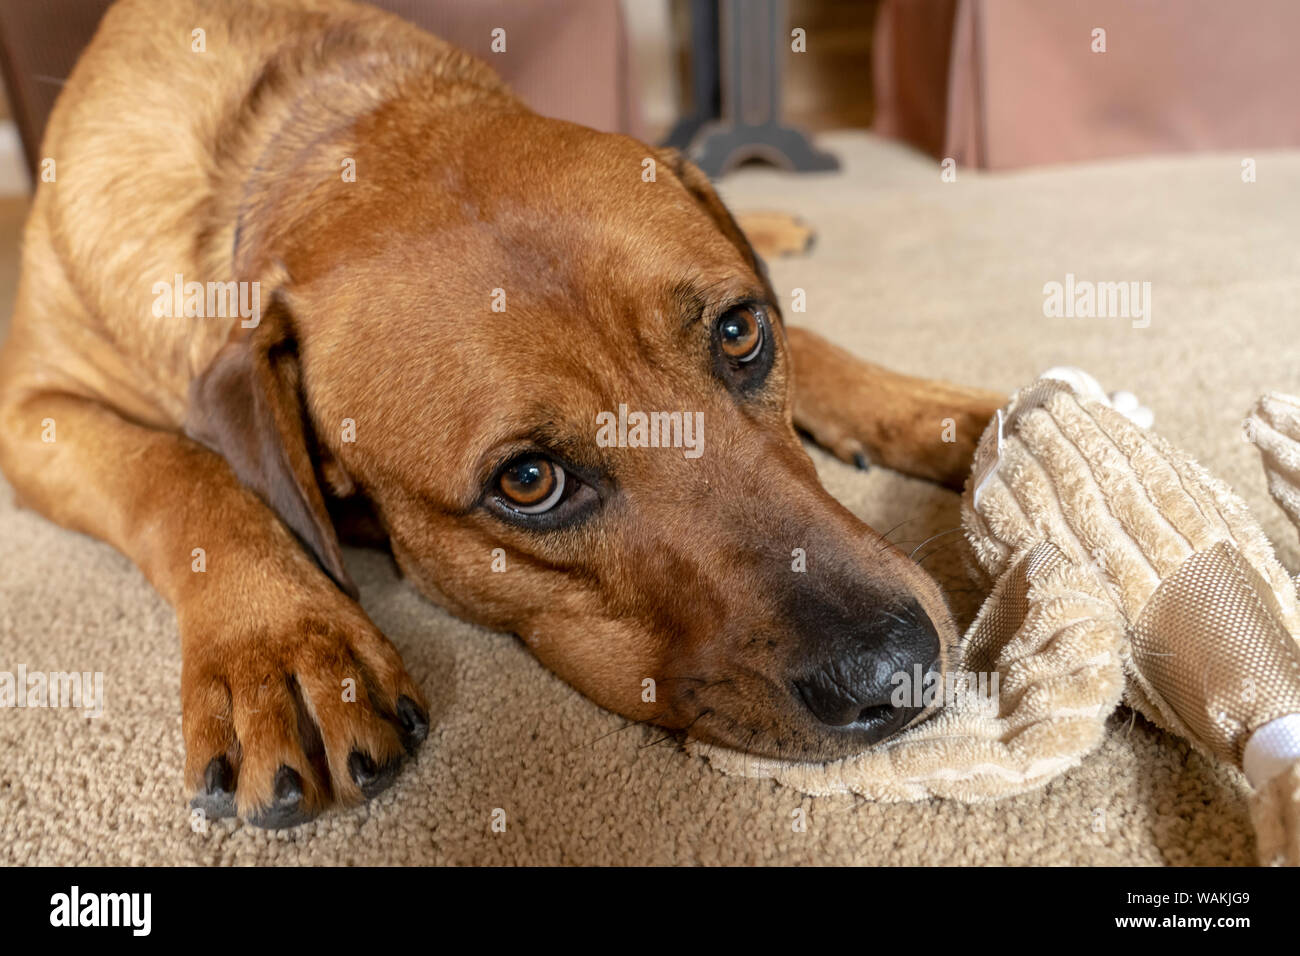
{"left": 188, "top": 112, "right": 956, "bottom": 761}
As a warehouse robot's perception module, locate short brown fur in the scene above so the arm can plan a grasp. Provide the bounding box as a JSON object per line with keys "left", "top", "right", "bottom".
{"left": 0, "top": 0, "right": 1002, "bottom": 825}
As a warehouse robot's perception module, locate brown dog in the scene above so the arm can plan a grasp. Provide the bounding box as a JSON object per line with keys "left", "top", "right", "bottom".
{"left": 0, "top": 0, "right": 1002, "bottom": 827}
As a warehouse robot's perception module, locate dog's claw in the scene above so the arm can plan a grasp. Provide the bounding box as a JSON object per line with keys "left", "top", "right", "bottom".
{"left": 348, "top": 749, "right": 402, "bottom": 799}
{"left": 396, "top": 695, "right": 429, "bottom": 754}
{"left": 248, "top": 766, "right": 315, "bottom": 830}
{"left": 274, "top": 765, "right": 303, "bottom": 802}
{"left": 189, "top": 755, "right": 236, "bottom": 820}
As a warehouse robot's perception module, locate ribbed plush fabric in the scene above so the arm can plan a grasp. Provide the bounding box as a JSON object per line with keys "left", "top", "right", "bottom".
{"left": 1251, "top": 393, "right": 1300, "bottom": 566}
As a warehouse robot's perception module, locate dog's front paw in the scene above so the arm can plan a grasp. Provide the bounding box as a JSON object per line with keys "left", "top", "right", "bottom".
{"left": 180, "top": 606, "right": 428, "bottom": 829}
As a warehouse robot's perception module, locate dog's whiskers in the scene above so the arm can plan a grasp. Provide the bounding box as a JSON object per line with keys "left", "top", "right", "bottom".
{"left": 908, "top": 527, "right": 962, "bottom": 561}
{"left": 916, "top": 539, "right": 964, "bottom": 568}
{"left": 568, "top": 712, "right": 665, "bottom": 755}
{"left": 570, "top": 673, "right": 731, "bottom": 754}
{"left": 642, "top": 706, "right": 714, "bottom": 749}
{"left": 650, "top": 708, "right": 713, "bottom": 815}
{"left": 875, "top": 515, "right": 925, "bottom": 546}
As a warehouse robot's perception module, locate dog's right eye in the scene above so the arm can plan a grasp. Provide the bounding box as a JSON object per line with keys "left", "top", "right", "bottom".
{"left": 712, "top": 302, "right": 774, "bottom": 393}
{"left": 486, "top": 452, "right": 600, "bottom": 528}
{"left": 717, "top": 306, "right": 763, "bottom": 361}
{"left": 497, "top": 456, "right": 566, "bottom": 514}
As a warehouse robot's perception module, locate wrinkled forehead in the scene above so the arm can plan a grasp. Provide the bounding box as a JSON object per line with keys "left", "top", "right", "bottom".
{"left": 436, "top": 159, "right": 752, "bottom": 305}
{"left": 303, "top": 141, "right": 769, "bottom": 494}
{"left": 333, "top": 258, "right": 763, "bottom": 493}
{"left": 381, "top": 178, "right": 766, "bottom": 378}
{"left": 380, "top": 134, "right": 765, "bottom": 350}
{"left": 407, "top": 121, "right": 753, "bottom": 281}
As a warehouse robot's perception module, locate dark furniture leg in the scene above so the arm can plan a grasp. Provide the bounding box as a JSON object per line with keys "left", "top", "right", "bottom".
{"left": 678, "top": 0, "right": 839, "bottom": 176}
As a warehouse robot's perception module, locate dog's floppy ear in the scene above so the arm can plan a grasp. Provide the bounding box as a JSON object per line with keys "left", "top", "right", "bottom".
{"left": 184, "top": 306, "right": 358, "bottom": 600}
{"left": 654, "top": 147, "right": 776, "bottom": 302}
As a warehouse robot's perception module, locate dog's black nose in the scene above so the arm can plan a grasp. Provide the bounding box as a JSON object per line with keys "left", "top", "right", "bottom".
{"left": 793, "top": 600, "right": 941, "bottom": 738}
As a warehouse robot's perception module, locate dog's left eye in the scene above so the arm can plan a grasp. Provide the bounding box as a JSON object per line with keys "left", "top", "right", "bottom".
{"left": 488, "top": 453, "right": 599, "bottom": 528}
{"left": 716, "top": 306, "right": 764, "bottom": 362}
{"left": 497, "top": 456, "right": 566, "bottom": 514}
{"left": 712, "top": 303, "right": 773, "bottom": 393}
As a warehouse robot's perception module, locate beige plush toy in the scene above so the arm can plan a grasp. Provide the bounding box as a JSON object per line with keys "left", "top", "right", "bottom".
{"left": 693, "top": 373, "right": 1300, "bottom": 866}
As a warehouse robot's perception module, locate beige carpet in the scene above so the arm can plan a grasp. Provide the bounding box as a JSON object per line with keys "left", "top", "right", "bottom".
{"left": 3, "top": 131, "right": 1296, "bottom": 865}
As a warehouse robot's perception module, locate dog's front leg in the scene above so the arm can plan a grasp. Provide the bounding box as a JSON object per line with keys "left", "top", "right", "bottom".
{"left": 0, "top": 390, "right": 429, "bottom": 828}
{"left": 785, "top": 326, "right": 1004, "bottom": 490}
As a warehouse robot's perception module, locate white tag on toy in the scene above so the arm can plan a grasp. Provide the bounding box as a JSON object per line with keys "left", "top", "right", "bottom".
{"left": 971, "top": 409, "right": 1004, "bottom": 510}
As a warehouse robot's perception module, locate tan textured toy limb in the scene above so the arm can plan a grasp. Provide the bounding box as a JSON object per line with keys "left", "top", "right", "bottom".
{"left": 1249, "top": 392, "right": 1300, "bottom": 553}
{"left": 1244, "top": 391, "right": 1300, "bottom": 864}
{"left": 693, "top": 377, "right": 1300, "bottom": 865}
{"left": 973, "top": 380, "right": 1300, "bottom": 866}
